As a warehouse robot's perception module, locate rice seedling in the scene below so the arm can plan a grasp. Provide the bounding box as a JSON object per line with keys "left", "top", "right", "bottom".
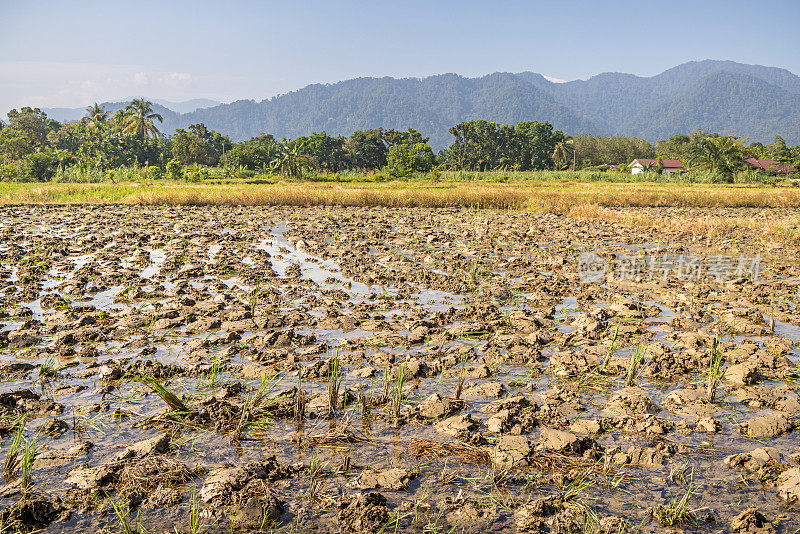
{"left": 233, "top": 370, "right": 282, "bottom": 440}
{"left": 108, "top": 495, "right": 140, "bottom": 534}
{"left": 562, "top": 472, "right": 592, "bottom": 505}
{"left": 454, "top": 355, "right": 467, "bottom": 400}
{"left": 392, "top": 362, "right": 406, "bottom": 423}
{"left": 668, "top": 461, "right": 693, "bottom": 486}
{"left": 249, "top": 277, "right": 261, "bottom": 317}
{"left": 137, "top": 373, "right": 189, "bottom": 413}
{"left": 72, "top": 408, "right": 107, "bottom": 441}
{"left": 769, "top": 290, "right": 776, "bottom": 333}
{"left": 599, "top": 322, "right": 620, "bottom": 373}
{"left": 206, "top": 354, "right": 223, "bottom": 390}
{"left": 308, "top": 449, "right": 326, "bottom": 501}
{"left": 382, "top": 363, "right": 392, "bottom": 402}
{"left": 706, "top": 336, "right": 725, "bottom": 402}
{"left": 650, "top": 482, "right": 696, "bottom": 527}
{"left": 294, "top": 373, "right": 305, "bottom": 426}
{"left": 466, "top": 259, "right": 481, "bottom": 286}
{"left": 189, "top": 491, "right": 204, "bottom": 534}
{"left": 37, "top": 357, "right": 67, "bottom": 381}
{"left": 3, "top": 421, "right": 25, "bottom": 484}
{"left": 327, "top": 353, "right": 343, "bottom": 414}
{"left": 625, "top": 343, "right": 648, "bottom": 387}
{"left": 18, "top": 436, "right": 37, "bottom": 487}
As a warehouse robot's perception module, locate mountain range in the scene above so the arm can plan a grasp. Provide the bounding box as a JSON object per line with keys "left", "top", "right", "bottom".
{"left": 42, "top": 98, "right": 219, "bottom": 123}
{"left": 41, "top": 60, "right": 800, "bottom": 148}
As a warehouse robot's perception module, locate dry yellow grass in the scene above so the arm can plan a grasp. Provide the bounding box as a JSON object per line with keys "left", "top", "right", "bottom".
{"left": 2, "top": 180, "right": 798, "bottom": 247}
{"left": 3, "top": 180, "right": 800, "bottom": 210}
{"left": 126, "top": 182, "right": 530, "bottom": 209}
{"left": 566, "top": 202, "right": 800, "bottom": 248}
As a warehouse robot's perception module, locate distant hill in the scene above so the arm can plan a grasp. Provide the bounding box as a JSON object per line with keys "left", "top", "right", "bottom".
{"left": 41, "top": 98, "right": 213, "bottom": 122}
{"left": 38, "top": 60, "right": 800, "bottom": 147}
{"left": 151, "top": 98, "right": 220, "bottom": 114}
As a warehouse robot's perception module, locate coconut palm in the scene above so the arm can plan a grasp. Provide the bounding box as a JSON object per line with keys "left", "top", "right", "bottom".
{"left": 84, "top": 103, "right": 109, "bottom": 130}
{"left": 552, "top": 136, "right": 574, "bottom": 170}
{"left": 122, "top": 98, "right": 163, "bottom": 139}
{"left": 688, "top": 135, "right": 745, "bottom": 177}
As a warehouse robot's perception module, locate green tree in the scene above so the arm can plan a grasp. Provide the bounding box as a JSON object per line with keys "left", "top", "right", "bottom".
{"left": 84, "top": 103, "right": 109, "bottom": 130}
{"left": 221, "top": 134, "right": 278, "bottom": 170}
{"left": 551, "top": 136, "right": 574, "bottom": 170}
{"left": 516, "top": 121, "right": 561, "bottom": 170}
{"left": 347, "top": 129, "right": 387, "bottom": 170}
{"left": 688, "top": 135, "right": 745, "bottom": 177}
{"left": 123, "top": 98, "right": 163, "bottom": 139}
{"left": 304, "top": 131, "right": 349, "bottom": 172}
{"left": 383, "top": 128, "right": 429, "bottom": 148}
{"left": 0, "top": 129, "right": 34, "bottom": 163}
{"left": 575, "top": 134, "right": 655, "bottom": 168}
{"left": 768, "top": 136, "right": 791, "bottom": 161}
{"left": 172, "top": 123, "right": 231, "bottom": 166}
{"left": 386, "top": 142, "right": 435, "bottom": 177}
{"left": 446, "top": 120, "right": 518, "bottom": 171}
{"left": 5, "top": 107, "right": 59, "bottom": 147}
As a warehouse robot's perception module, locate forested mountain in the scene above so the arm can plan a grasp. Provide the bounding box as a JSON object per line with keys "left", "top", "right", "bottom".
{"left": 151, "top": 98, "right": 220, "bottom": 114}
{"left": 39, "top": 60, "right": 800, "bottom": 147}
{"left": 43, "top": 101, "right": 179, "bottom": 123}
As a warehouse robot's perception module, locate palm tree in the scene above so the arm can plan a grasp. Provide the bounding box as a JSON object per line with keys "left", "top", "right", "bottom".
{"left": 552, "top": 136, "right": 575, "bottom": 170}
{"left": 84, "top": 103, "right": 109, "bottom": 130}
{"left": 122, "top": 98, "right": 163, "bottom": 139}
{"left": 688, "top": 135, "right": 745, "bottom": 177}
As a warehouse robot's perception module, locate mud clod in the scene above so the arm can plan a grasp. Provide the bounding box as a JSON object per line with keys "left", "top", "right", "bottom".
{"left": 337, "top": 492, "right": 390, "bottom": 534}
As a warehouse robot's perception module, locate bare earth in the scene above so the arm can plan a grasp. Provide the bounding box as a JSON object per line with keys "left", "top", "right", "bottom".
{"left": 1, "top": 205, "right": 799, "bottom": 533}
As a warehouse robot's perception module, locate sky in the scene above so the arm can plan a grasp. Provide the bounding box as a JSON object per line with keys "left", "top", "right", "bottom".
{"left": 1, "top": 0, "right": 799, "bottom": 115}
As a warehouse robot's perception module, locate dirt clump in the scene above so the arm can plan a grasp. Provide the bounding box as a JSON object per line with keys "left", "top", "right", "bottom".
{"left": 337, "top": 492, "right": 390, "bottom": 534}
{"left": 730, "top": 507, "right": 775, "bottom": 534}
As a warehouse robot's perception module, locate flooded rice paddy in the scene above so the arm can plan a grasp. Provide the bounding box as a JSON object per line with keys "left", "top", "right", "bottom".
{"left": 1, "top": 205, "right": 799, "bottom": 533}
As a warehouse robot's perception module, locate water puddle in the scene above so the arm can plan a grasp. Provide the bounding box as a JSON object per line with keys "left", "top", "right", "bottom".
{"left": 140, "top": 248, "right": 168, "bottom": 279}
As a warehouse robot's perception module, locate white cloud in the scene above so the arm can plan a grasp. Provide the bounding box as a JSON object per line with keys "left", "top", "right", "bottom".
{"left": 543, "top": 75, "right": 567, "bottom": 83}
{"left": 166, "top": 72, "right": 191, "bottom": 82}
{"left": 0, "top": 61, "right": 291, "bottom": 114}
{"left": 133, "top": 71, "right": 150, "bottom": 85}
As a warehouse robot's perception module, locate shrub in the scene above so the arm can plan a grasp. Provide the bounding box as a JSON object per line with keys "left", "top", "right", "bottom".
{"left": 682, "top": 170, "right": 731, "bottom": 183}
{"left": 185, "top": 167, "right": 209, "bottom": 182}
{"left": 23, "top": 151, "right": 57, "bottom": 181}
{"left": 53, "top": 166, "right": 106, "bottom": 183}
{"left": 148, "top": 165, "right": 165, "bottom": 180}
{"left": 166, "top": 159, "right": 183, "bottom": 180}
{"left": 734, "top": 169, "right": 772, "bottom": 184}
{"left": 0, "top": 162, "right": 20, "bottom": 181}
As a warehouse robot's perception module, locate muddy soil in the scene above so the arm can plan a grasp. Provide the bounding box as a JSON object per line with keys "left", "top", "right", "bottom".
{"left": 0, "top": 205, "right": 799, "bottom": 533}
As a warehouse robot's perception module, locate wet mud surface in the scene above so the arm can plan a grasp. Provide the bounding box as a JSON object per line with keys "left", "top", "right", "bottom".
{"left": 1, "top": 205, "right": 799, "bottom": 533}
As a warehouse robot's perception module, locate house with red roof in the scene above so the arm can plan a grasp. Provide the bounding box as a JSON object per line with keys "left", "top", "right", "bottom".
{"left": 628, "top": 158, "right": 684, "bottom": 175}
{"left": 745, "top": 158, "right": 796, "bottom": 176}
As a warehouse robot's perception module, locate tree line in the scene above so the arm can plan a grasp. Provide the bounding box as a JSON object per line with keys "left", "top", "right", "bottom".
{"left": 1, "top": 99, "right": 798, "bottom": 181}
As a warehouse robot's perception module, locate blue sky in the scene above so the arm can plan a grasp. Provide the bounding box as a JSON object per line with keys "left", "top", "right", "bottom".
{"left": 1, "top": 0, "right": 799, "bottom": 113}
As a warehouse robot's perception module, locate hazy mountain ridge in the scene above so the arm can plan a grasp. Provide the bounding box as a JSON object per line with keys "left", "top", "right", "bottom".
{"left": 38, "top": 60, "right": 800, "bottom": 147}
{"left": 41, "top": 99, "right": 210, "bottom": 123}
